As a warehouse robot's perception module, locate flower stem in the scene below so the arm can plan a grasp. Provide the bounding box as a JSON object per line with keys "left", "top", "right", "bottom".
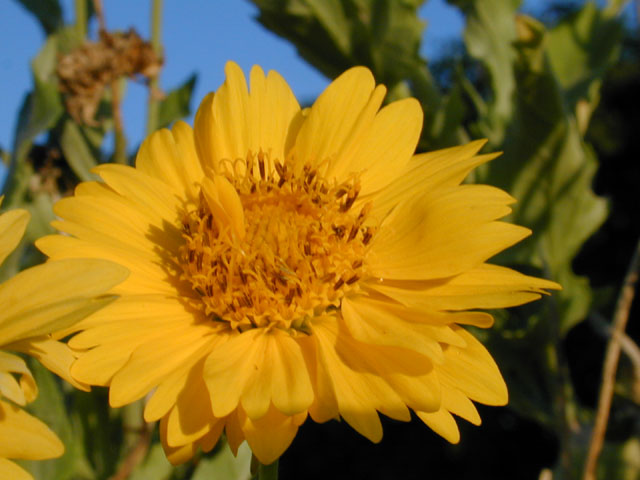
{"left": 75, "top": 0, "right": 87, "bottom": 39}
{"left": 258, "top": 459, "right": 279, "bottom": 480}
{"left": 145, "top": 0, "right": 163, "bottom": 135}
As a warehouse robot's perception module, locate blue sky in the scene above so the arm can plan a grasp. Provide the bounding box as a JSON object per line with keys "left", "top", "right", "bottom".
{"left": 0, "top": 0, "right": 465, "bottom": 153}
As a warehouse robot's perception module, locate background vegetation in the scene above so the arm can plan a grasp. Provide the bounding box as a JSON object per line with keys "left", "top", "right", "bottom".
{"left": 1, "top": 0, "right": 638, "bottom": 478}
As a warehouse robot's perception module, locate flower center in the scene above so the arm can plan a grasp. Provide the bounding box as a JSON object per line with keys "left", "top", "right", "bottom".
{"left": 178, "top": 152, "right": 374, "bottom": 332}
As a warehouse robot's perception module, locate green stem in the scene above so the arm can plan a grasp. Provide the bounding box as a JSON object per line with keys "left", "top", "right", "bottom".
{"left": 258, "top": 459, "right": 279, "bottom": 480}
{"left": 145, "top": 0, "right": 163, "bottom": 136}
{"left": 75, "top": 0, "right": 87, "bottom": 40}
{"left": 111, "top": 79, "right": 127, "bottom": 164}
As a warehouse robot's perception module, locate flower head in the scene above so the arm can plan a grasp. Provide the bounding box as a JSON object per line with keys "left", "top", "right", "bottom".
{"left": 38, "top": 62, "right": 559, "bottom": 465}
{"left": 0, "top": 203, "right": 128, "bottom": 479}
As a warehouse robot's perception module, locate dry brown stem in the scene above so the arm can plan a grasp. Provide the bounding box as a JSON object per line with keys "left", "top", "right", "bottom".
{"left": 583, "top": 238, "right": 640, "bottom": 480}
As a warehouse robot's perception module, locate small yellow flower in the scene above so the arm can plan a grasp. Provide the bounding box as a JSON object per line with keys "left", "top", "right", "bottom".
{"left": 39, "top": 62, "right": 559, "bottom": 465}
{"left": 0, "top": 203, "right": 128, "bottom": 480}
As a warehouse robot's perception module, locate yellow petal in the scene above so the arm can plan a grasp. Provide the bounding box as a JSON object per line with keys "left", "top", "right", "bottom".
{"left": 171, "top": 120, "right": 205, "bottom": 199}
{"left": 441, "top": 386, "right": 481, "bottom": 426}
{"left": 6, "top": 337, "right": 88, "bottom": 391}
{"left": 0, "top": 209, "right": 29, "bottom": 267}
{"left": 341, "top": 296, "right": 446, "bottom": 363}
{"left": 332, "top": 97, "right": 423, "bottom": 196}
{"left": 46, "top": 181, "right": 182, "bottom": 258}
{"left": 91, "top": 163, "right": 183, "bottom": 227}
{"left": 247, "top": 65, "right": 301, "bottom": 166}
{"left": 166, "top": 376, "right": 219, "bottom": 447}
{"left": 311, "top": 317, "right": 410, "bottom": 442}
{"left": 368, "top": 185, "right": 529, "bottom": 280}
{"left": 70, "top": 311, "right": 182, "bottom": 386}
{"left": 159, "top": 416, "right": 197, "bottom": 466}
{"left": 437, "top": 326, "right": 508, "bottom": 406}
{"left": 201, "top": 175, "right": 246, "bottom": 241}
{"left": 367, "top": 263, "right": 560, "bottom": 311}
{"left": 0, "top": 258, "right": 127, "bottom": 345}
{"left": 369, "top": 140, "right": 495, "bottom": 220}
{"left": 0, "top": 351, "right": 36, "bottom": 405}
{"left": 239, "top": 406, "right": 302, "bottom": 466}
{"left": 109, "top": 323, "right": 214, "bottom": 407}
{"left": 224, "top": 410, "right": 246, "bottom": 456}
{"left": 241, "top": 329, "right": 314, "bottom": 420}
{"left": 415, "top": 408, "right": 460, "bottom": 444}
{"left": 135, "top": 127, "right": 201, "bottom": 202}
{"left": 203, "top": 328, "right": 313, "bottom": 420}
{"left": 142, "top": 331, "right": 218, "bottom": 422}
{"left": 296, "top": 334, "right": 339, "bottom": 424}
{"left": 193, "top": 92, "right": 216, "bottom": 171}
{"left": 194, "top": 62, "right": 251, "bottom": 172}
{"left": 0, "top": 457, "right": 34, "bottom": 480}
{"left": 0, "top": 399, "right": 63, "bottom": 460}
{"left": 36, "top": 235, "right": 178, "bottom": 297}
{"left": 293, "top": 67, "right": 377, "bottom": 174}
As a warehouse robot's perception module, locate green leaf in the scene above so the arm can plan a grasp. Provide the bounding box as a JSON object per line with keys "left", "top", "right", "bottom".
{"left": 546, "top": 2, "right": 623, "bottom": 133}
{"left": 251, "top": 0, "right": 426, "bottom": 88}
{"left": 14, "top": 0, "right": 63, "bottom": 35}
{"left": 191, "top": 441, "right": 252, "bottom": 480}
{"left": 450, "top": 0, "right": 520, "bottom": 146}
{"left": 486, "top": 11, "right": 611, "bottom": 335}
{"left": 60, "top": 120, "right": 100, "bottom": 182}
{"left": 156, "top": 74, "right": 198, "bottom": 129}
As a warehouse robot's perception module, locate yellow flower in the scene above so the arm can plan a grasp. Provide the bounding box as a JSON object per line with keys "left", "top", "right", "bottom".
{"left": 38, "top": 62, "right": 559, "bottom": 465}
{"left": 0, "top": 204, "right": 128, "bottom": 480}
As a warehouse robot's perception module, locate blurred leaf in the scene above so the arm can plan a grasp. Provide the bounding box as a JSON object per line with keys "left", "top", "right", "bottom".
{"left": 450, "top": 0, "right": 520, "bottom": 146}
{"left": 251, "top": 0, "right": 426, "bottom": 89}
{"left": 14, "top": 0, "right": 63, "bottom": 35}
{"left": 20, "top": 361, "right": 94, "bottom": 480}
{"left": 191, "top": 441, "right": 252, "bottom": 480}
{"left": 74, "top": 389, "right": 125, "bottom": 479}
{"left": 487, "top": 6, "right": 615, "bottom": 335}
{"left": 60, "top": 120, "right": 100, "bottom": 182}
{"left": 128, "top": 443, "right": 173, "bottom": 480}
{"left": 547, "top": 2, "right": 623, "bottom": 133}
{"left": 10, "top": 80, "right": 63, "bottom": 176}
{"left": 156, "top": 74, "right": 197, "bottom": 129}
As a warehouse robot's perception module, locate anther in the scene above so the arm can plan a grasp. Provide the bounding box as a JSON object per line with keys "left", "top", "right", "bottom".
{"left": 333, "top": 277, "right": 345, "bottom": 290}
{"left": 332, "top": 225, "right": 346, "bottom": 239}
{"left": 274, "top": 161, "right": 285, "bottom": 179}
{"left": 321, "top": 272, "right": 336, "bottom": 283}
{"left": 285, "top": 289, "right": 295, "bottom": 305}
{"left": 362, "top": 227, "right": 374, "bottom": 245}
{"left": 346, "top": 274, "right": 359, "bottom": 285}
{"left": 243, "top": 293, "right": 253, "bottom": 307}
{"left": 342, "top": 188, "right": 360, "bottom": 212}
{"left": 258, "top": 153, "right": 266, "bottom": 179}
{"left": 347, "top": 225, "right": 359, "bottom": 242}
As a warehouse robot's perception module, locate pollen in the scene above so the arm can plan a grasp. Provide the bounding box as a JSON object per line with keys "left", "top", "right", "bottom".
{"left": 178, "top": 152, "right": 374, "bottom": 332}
